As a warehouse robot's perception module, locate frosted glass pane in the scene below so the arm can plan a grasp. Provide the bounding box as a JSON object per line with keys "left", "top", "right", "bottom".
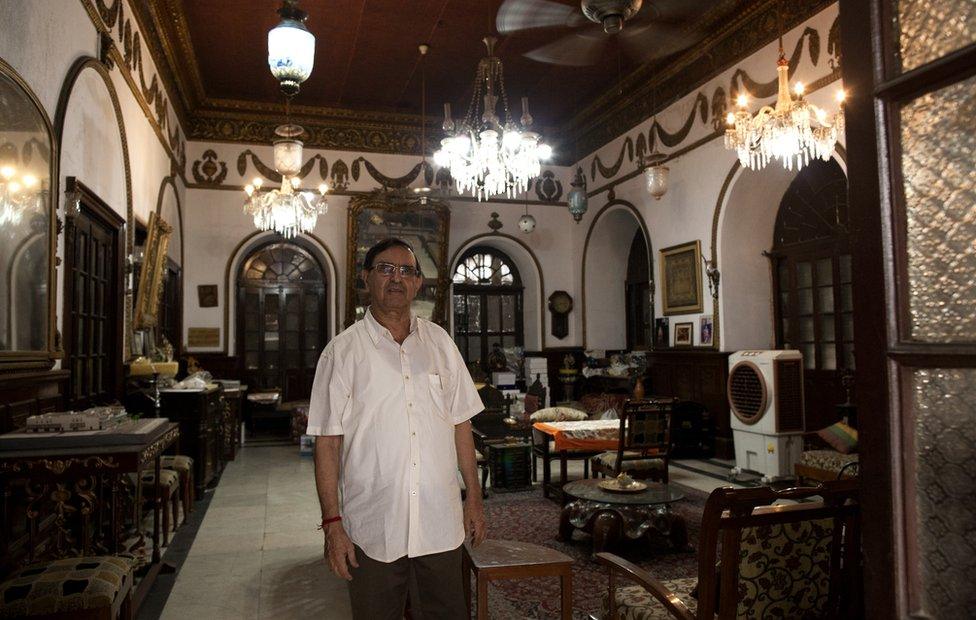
{"left": 901, "top": 75, "right": 976, "bottom": 342}
{"left": 797, "top": 262, "right": 812, "bottom": 287}
{"left": 898, "top": 0, "right": 976, "bottom": 72}
{"left": 798, "top": 289, "right": 814, "bottom": 315}
{"left": 911, "top": 368, "right": 976, "bottom": 616}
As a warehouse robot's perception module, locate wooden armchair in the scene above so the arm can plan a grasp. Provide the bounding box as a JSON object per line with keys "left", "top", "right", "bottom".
{"left": 597, "top": 479, "right": 860, "bottom": 619}
{"left": 591, "top": 398, "right": 676, "bottom": 484}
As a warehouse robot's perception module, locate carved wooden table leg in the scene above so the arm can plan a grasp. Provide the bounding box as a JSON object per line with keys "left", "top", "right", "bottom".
{"left": 152, "top": 456, "right": 161, "bottom": 563}
{"left": 590, "top": 509, "right": 622, "bottom": 554}
{"left": 557, "top": 505, "right": 575, "bottom": 541}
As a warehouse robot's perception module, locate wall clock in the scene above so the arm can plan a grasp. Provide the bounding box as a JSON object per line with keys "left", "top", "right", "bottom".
{"left": 548, "top": 290, "right": 573, "bottom": 339}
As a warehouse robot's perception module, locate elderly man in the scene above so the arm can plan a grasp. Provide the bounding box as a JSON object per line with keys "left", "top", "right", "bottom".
{"left": 307, "top": 237, "right": 486, "bottom": 619}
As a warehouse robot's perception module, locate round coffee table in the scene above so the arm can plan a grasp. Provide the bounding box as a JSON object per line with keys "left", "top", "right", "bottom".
{"left": 557, "top": 479, "right": 690, "bottom": 554}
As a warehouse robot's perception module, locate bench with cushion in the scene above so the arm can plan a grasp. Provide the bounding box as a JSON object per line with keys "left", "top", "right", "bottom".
{"left": 795, "top": 421, "right": 859, "bottom": 483}
{"left": 0, "top": 556, "right": 134, "bottom": 619}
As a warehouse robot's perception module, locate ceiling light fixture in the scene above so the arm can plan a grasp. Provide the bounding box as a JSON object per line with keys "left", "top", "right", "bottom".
{"left": 434, "top": 36, "right": 552, "bottom": 201}
{"left": 268, "top": 0, "right": 315, "bottom": 96}
{"left": 243, "top": 124, "right": 328, "bottom": 238}
{"left": 412, "top": 43, "right": 434, "bottom": 204}
{"left": 724, "top": 36, "right": 844, "bottom": 171}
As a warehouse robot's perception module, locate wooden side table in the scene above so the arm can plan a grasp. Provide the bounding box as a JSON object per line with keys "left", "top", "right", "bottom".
{"left": 462, "top": 539, "right": 573, "bottom": 619}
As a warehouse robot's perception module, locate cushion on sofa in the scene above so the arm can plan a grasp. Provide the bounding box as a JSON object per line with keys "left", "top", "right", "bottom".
{"left": 816, "top": 421, "right": 858, "bottom": 454}
{"left": 529, "top": 407, "right": 588, "bottom": 423}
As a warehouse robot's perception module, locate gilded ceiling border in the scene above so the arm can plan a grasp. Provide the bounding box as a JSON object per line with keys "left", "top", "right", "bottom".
{"left": 79, "top": 0, "right": 187, "bottom": 178}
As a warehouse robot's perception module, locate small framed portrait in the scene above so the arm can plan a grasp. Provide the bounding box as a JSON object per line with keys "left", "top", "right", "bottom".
{"left": 654, "top": 318, "right": 669, "bottom": 349}
{"left": 700, "top": 316, "right": 714, "bottom": 347}
{"left": 674, "top": 322, "right": 694, "bottom": 346}
{"left": 197, "top": 284, "right": 218, "bottom": 308}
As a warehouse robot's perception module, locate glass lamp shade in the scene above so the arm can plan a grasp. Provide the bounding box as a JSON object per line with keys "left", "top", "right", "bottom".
{"left": 645, "top": 164, "right": 669, "bottom": 200}
{"left": 518, "top": 213, "right": 536, "bottom": 233}
{"left": 268, "top": 18, "right": 315, "bottom": 95}
{"left": 273, "top": 139, "right": 304, "bottom": 177}
{"left": 567, "top": 186, "right": 588, "bottom": 222}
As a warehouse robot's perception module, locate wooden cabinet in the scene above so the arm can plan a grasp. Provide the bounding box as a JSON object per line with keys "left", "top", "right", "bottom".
{"left": 644, "top": 350, "right": 732, "bottom": 459}
{"left": 159, "top": 385, "right": 224, "bottom": 498}
{"left": 0, "top": 370, "right": 69, "bottom": 433}
{"left": 222, "top": 388, "right": 243, "bottom": 461}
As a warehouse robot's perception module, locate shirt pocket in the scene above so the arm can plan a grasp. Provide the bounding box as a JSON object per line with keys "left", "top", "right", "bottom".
{"left": 427, "top": 372, "right": 451, "bottom": 422}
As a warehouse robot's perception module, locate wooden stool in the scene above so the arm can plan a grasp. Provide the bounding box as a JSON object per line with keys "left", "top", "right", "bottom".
{"left": 462, "top": 539, "right": 573, "bottom": 620}
{"left": 128, "top": 469, "right": 181, "bottom": 546}
{"left": 160, "top": 455, "right": 194, "bottom": 514}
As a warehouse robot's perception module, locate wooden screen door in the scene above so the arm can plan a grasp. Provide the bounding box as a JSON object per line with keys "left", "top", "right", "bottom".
{"left": 840, "top": 1, "right": 975, "bottom": 616}
{"left": 238, "top": 242, "right": 327, "bottom": 401}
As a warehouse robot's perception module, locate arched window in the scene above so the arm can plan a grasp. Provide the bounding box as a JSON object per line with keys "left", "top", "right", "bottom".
{"left": 238, "top": 241, "right": 327, "bottom": 400}
{"left": 770, "top": 158, "right": 852, "bottom": 429}
{"left": 452, "top": 247, "right": 523, "bottom": 372}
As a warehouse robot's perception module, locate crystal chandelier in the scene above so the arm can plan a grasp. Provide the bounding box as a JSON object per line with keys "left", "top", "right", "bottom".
{"left": 724, "top": 37, "right": 845, "bottom": 171}
{"left": 243, "top": 125, "right": 328, "bottom": 238}
{"left": 0, "top": 165, "right": 43, "bottom": 226}
{"left": 434, "top": 36, "right": 552, "bottom": 201}
{"left": 268, "top": 0, "right": 315, "bottom": 96}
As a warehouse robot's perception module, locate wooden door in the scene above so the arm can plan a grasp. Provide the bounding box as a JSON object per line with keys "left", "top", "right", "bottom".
{"left": 62, "top": 180, "right": 124, "bottom": 409}
{"left": 839, "top": 2, "right": 975, "bottom": 616}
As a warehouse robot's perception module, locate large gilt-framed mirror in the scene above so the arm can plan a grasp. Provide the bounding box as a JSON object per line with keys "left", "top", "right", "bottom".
{"left": 345, "top": 190, "right": 450, "bottom": 327}
{"left": 133, "top": 211, "right": 172, "bottom": 330}
{"left": 0, "top": 59, "right": 59, "bottom": 369}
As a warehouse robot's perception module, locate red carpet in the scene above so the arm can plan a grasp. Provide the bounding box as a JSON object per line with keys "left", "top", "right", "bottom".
{"left": 477, "top": 484, "right": 706, "bottom": 618}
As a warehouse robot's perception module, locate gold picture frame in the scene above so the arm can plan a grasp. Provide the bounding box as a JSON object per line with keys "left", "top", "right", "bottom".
{"left": 345, "top": 189, "right": 450, "bottom": 328}
{"left": 134, "top": 211, "right": 172, "bottom": 329}
{"left": 660, "top": 240, "right": 703, "bottom": 316}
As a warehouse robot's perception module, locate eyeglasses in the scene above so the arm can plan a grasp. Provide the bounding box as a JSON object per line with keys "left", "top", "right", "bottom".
{"left": 371, "top": 262, "right": 421, "bottom": 278}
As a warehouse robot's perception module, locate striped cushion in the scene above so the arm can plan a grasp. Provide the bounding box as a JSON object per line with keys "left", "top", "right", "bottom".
{"left": 160, "top": 455, "right": 193, "bottom": 473}
{"left": 816, "top": 421, "right": 858, "bottom": 454}
{"left": 0, "top": 556, "right": 132, "bottom": 618}
{"left": 128, "top": 469, "right": 180, "bottom": 490}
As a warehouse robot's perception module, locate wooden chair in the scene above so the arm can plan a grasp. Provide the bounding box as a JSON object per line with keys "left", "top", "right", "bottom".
{"left": 591, "top": 398, "right": 675, "bottom": 484}
{"left": 597, "top": 479, "right": 861, "bottom": 619}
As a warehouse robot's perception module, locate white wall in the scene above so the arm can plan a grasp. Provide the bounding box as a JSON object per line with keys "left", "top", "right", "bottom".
{"left": 1, "top": 0, "right": 187, "bottom": 363}
{"left": 573, "top": 5, "right": 845, "bottom": 350}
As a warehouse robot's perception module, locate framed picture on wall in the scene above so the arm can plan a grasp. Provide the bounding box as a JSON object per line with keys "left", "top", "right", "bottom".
{"left": 674, "top": 322, "right": 694, "bottom": 346}
{"left": 700, "top": 316, "right": 714, "bottom": 346}
{"left": 345, "top": 189, "right": 450, "bottom": 327}
{"left": 134, "top": 212, "right": 173, "bottom": 329}
{"left": 660, "top": 240, "right": 703, "bottom": 316}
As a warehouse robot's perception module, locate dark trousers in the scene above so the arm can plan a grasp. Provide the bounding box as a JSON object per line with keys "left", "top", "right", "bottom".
{"left": 347, "top": 544, "right": 467, "bottom": 620}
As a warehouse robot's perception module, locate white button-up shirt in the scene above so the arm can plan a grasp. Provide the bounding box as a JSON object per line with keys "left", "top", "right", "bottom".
{"left": 305, "top": 308, "right": 483, "bottom": 562}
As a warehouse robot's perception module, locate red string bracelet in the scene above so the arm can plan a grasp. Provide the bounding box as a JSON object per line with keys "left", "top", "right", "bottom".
{"left": 317, "top": 515, "right": 342, "bottom": 530}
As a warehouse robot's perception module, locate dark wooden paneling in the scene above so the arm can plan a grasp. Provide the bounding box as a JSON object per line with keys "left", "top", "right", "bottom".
{"left": 159, "top": 386, "right": 225, "bottom": 499}
{"left": 189, "top": 354, "right": 238, "bottom": 380}
{"left": 645, "top": 349, "right": 732, "bottom": 458}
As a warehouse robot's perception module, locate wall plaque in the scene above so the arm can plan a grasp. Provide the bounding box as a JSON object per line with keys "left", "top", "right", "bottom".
{"left": 187, "top": 327, "right": 220, "bottom": 348}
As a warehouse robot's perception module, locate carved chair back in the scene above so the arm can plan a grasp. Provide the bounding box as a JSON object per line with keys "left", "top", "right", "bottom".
{"left": 697, "top": 480, "right": 860, "bottom": 619}
{"left": 612, "top": 398, "right": 675, "bottom": 473}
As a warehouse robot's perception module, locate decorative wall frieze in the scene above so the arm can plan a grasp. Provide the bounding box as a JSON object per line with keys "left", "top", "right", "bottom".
{"left": 187, "top": 145, "right": 570, "bottom": 206}
{"left": 80, "top": 0, "right": 187, "bottom": 176}
{"left": 585, "top": 12, "right": 842, "bottom": 187}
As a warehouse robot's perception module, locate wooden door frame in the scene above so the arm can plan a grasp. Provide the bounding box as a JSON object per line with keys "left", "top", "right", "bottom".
{"left": 839, "top": 1, "right": 976, "bottom": 615}
{"left": 62, "top": 177, "right": 126, "bottom": 406}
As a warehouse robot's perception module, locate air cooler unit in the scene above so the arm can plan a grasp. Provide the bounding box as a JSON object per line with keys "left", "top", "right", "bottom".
{"left": 727, "top": 350, "right": 805, "bottom": 482}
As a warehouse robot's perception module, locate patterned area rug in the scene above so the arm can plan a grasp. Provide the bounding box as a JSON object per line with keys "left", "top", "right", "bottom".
{"left": 478, "top": 484, "right": 706, "bottom": 619}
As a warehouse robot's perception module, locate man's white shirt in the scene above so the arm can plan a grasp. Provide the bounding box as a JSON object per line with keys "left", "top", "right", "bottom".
{"left": 306, "top": 308, "right": 483, "bottom": 562}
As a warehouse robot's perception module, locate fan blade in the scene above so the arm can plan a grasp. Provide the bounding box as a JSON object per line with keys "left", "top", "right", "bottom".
{"left": 619, "top": 21, "right": 699, "bottom": 63}
{"left": 496, "top": 0, "right": 588, "bottom": 34}
{"left": 643, "top": 0, "right": 705, "bottom": 21}
{"left": 524, "top": 30, "right": 608, "bottom": 66}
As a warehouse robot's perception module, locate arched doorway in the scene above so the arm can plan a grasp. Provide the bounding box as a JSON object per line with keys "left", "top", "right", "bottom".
{"left": 770, "top": 159, "right": 851, "bottom": 430}
{"left": 452, "top": 246, "right": 524, "bottom": 372}
{"left": 237, "top": 240, "right": 328, "bottom": 400}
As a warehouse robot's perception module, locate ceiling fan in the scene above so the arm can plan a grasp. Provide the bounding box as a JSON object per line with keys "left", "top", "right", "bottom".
{"left": 496, "top": 0, "right": 701, "bottom": 66}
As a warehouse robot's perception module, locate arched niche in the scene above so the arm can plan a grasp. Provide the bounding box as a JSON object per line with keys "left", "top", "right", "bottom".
{"left": 222, "top": 231, "right": 339, "bottom": 354}
{"left": 449, "top": 233, "right": 545, "bottom": 351}
{"left": 715, "top": 155, "right": 848, "bottom": 352}
{"left": 582, "top": 201, "right": 651, "bottom": 349}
